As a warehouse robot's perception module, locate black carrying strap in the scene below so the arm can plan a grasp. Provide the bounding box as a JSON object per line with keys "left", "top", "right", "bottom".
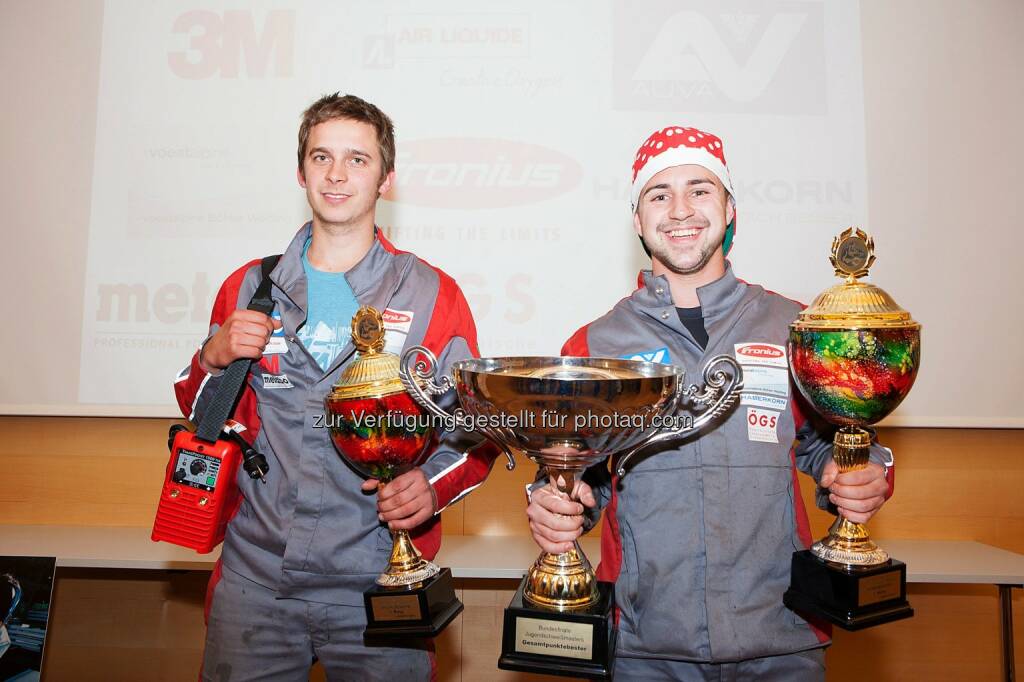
{"left": 195, "top": 255, "right": 281, "bottom": 443}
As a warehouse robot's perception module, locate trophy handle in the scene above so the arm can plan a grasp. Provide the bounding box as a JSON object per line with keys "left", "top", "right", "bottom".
{"left": 400, "top": 345, "right": 517, "bottom": 471}
{"left": 615, "top": 355, "right": 744, "bottom": 477}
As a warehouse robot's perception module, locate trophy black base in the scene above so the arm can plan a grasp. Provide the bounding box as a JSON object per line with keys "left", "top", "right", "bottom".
{"left": 784, "top": 550, "right": 914, "bottom": 631}
{"left": 363, "top": 567, "right": 463, "bottom": 639}
{"left": 498, "top": 578, "right": 616, "bottom": 680}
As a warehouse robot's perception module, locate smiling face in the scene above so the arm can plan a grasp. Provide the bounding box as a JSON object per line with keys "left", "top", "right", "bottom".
{"left": 297, "top": 117, "right": 393, "bottom": 232}
{"left": 633, "top": 164, "right": 734, "bottom": 276}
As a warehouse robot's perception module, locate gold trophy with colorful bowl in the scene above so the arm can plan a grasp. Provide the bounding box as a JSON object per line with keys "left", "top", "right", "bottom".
{"left": 323, "top": 307, "right": 462, "bottom": 638}
{"left": 784, "top": 228, "right": 920, "bottom": 629}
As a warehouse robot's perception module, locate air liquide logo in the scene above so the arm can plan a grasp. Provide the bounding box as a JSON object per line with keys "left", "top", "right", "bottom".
{"left": 612, "top": 0, "right": 825, "bottom": 113}
{"left": 384, "top": 138, "right": 582, "bottom": 209}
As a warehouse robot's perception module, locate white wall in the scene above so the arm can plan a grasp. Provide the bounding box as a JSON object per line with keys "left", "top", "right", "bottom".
{"left": 1, "top": 0, "right": 1021, "bottom": 426}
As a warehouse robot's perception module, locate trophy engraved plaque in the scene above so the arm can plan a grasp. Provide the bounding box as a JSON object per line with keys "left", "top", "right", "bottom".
{"left": 323, "top": 307, "right": 463, "bottom": 638}
{"left": 784, "top": 227, "right": 920, "bottom": 630}
{"left": 400, "top": 351, "right": 744, "bottom": 678}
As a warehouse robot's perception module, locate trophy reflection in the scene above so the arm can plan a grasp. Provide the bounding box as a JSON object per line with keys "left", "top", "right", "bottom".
{"left": 400, "top": 351, "right": 744, "bottom": 678}
{"left": 785, "top": 228, "right": 920, "bottom": 629}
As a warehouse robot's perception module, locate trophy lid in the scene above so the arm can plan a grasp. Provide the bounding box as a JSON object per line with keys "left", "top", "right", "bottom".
{"left": 328, "top": 306, "right": 405, "bottom": 400}
{"left": 792, "top": 227, "right": 920, "bottom": 331}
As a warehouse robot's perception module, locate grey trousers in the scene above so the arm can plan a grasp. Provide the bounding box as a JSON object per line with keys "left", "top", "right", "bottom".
{"left": 202, "top": 564, "right": 434, "bottom": 682}
{"left": 613, "top": 649, "right": 826, "bottom": 681}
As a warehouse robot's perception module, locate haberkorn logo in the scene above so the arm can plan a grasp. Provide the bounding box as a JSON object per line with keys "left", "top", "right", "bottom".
{"left": 591, "top": 176, "right": 852, "bottom": 206}
{"left": 384, "top": 138, "right": 582, "bottom": 209}
{"left": 612, "top": 0, "right": 826, "bottom": 113}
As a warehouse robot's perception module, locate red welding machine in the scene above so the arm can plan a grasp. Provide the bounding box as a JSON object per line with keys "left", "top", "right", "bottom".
{"left": 151, "top": 254, "right": 278, "bottom": 554}
{"left": 152, "top": 421, "right": 265, "bottom": 554}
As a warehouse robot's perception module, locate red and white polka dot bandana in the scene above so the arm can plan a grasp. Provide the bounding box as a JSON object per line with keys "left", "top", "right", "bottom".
{"left": 630, "top": 125, "right": 735, "bottom": 212}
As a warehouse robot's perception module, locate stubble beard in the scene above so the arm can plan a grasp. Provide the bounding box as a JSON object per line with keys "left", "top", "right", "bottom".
{"left": 311, "top": 193, "right": 375, "bottom": 236}
{"left": 649, "top": 223, "right": 724, "bottom": 276}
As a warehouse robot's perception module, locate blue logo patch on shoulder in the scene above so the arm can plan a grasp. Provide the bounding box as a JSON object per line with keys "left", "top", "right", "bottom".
{"left": 620, "top": 347, "right": 671, "bottom": 364}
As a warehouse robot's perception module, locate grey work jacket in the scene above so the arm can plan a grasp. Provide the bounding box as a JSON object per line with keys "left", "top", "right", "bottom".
{"left": 565, "top": 265, "right": 892, "bottom": 662}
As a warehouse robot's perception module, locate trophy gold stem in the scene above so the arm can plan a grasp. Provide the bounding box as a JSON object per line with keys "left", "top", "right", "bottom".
{"left": 810, "top": 426, "right": 890, "bottom": 568}
{"left": 375, "top": 481, "right": 441, "bottom": 588}
{"left": 523, "top": 468, "right": 601, "bottom": 611}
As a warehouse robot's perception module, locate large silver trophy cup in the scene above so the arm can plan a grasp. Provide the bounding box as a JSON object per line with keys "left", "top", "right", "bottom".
{"left": 400, "top": 349, "right": 743, "bottom": 678}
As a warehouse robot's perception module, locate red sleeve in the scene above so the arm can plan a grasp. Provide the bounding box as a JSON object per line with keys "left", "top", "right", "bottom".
{"left": 421, "top": 271, "right": 480, "bottom": 357}
{"left": 430, "top": 440, "right": 503, "bottom": 512}
{"left": 420, "top": 269, "right": 499, "bottom": 510}
{"left": 561, "top": 324, "right": 591, "bottom": 357}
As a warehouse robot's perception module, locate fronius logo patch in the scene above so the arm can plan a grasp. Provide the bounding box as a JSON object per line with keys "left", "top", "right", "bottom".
{"left": 734, "top": 342, "right": 787, "bottom": 368}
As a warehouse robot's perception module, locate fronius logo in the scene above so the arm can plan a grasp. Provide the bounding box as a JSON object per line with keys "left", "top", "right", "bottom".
{"left": 737, "top": 344, "right": 784, "bottom": 359}
{"left": 384, "top": 138, "right": 582, "bottom": 209}
{"left": 382, "top": 310, "right": 412, "bottom": 324}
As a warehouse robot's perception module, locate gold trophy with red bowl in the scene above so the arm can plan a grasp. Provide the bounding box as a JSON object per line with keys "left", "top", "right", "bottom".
{"left": 323, "top": 306, "right": 462, "bottom": 638}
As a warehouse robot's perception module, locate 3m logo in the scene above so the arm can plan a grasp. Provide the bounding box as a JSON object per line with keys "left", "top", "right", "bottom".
{"left": 383, "top": 138, "right": 582, "bottom": 209}
{"left": 168, "top": 9, "right": 295, "bottom": 79}
{"left": 621, "top": 347, "right": 671, "bottom": 364}
{"left": 613, "top": 1, "right": 825, "bottom": 113}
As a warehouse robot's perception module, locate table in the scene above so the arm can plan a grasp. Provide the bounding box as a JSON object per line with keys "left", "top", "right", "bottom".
{"left": 2, "top": 528, "right": 1021, "bottom": 679}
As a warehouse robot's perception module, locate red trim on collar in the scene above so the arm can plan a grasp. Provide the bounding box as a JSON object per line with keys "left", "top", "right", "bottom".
{"left": 376, "top": 229, "right": 400, "bottom": 255}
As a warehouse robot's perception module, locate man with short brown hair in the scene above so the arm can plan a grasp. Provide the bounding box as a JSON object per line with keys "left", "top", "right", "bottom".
{"left": 175, "top": 93, "right": 496, "bottom": 680}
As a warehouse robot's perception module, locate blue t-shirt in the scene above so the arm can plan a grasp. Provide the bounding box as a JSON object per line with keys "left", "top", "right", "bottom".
{"left": 296, "top": 239, "right": 360, "bottom": 371}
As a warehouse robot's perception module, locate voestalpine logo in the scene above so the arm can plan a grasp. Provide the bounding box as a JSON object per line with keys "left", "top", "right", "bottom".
{"left": 383, "top": 138, "right": 582, "bottom": 209}
{"left": 621, "top": 347, "right": 671, "bottom": 364}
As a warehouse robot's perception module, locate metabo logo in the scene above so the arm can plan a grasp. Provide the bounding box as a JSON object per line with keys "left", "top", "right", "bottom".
{"left": 613, "top": 1, "right": 826, "bottom": 113}
{"left": 385, "top": 138, "right": 582, "bottom": 209}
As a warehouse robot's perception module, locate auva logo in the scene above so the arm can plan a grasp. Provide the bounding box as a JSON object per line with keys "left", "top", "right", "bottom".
{"left": 632, "top": 10, "right": 808, "bottom": 102}
{"left": 621, "top": 347, "right": 671, "bottom": 364}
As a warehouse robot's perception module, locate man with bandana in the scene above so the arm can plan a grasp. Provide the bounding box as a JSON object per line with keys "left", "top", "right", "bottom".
{"left": 526, "top": 126, "right": 895, "bottom": 680}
